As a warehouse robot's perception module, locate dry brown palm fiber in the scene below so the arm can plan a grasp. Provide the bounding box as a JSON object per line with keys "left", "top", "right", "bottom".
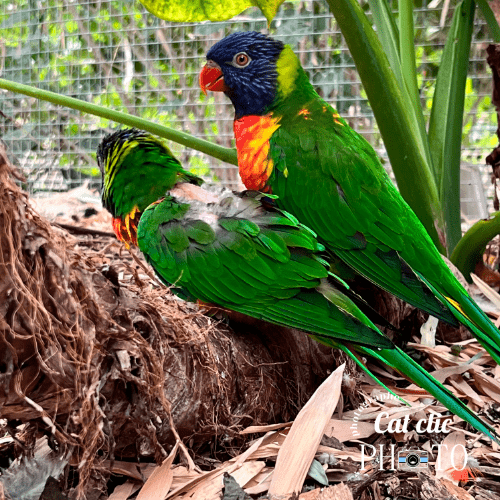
{"left": 0, "top": 142, "right": 170, "bottom": 497}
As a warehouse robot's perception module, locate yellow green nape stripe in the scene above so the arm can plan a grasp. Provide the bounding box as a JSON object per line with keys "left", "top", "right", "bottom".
{"left": 276, "top": 46, "right": 300, "bottom": 98}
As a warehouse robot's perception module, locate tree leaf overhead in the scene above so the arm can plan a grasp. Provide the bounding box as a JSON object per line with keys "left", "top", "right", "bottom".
{"left": 138, "top": 0, "right": 284, "bottom": 24}
{"left": 254, "top": 0, "right": 285, "bottom": 24}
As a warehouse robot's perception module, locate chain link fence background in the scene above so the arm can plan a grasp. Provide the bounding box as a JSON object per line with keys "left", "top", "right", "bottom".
{"left": 0, "top": 0, "right": 497, "bottom": 217}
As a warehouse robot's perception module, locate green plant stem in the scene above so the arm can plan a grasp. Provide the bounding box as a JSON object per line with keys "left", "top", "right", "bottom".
{"left": 398, "top": 0, "right": 421, "bottom": 129}
{"left": 475, "top": 0, "right": 500, "bottom": 42}
{"left": 325, "top": 0, "right": 445, "bottom": 253}
{"left": 0, "top": 78, "right": 238, "bottom": 166}
{"left": 368, "top": 0, "right": 434, "bottom": 183}
{"left": 428, "top": 0, "right": 475, "bottom": 255}
{"left": 398, "top": 0, "right": 435, "bottom": 180}
{"left": 451, "top": 212, "right": 500, "bottom": 282}
{"left": 366, "top": 0, "right": 401, "bottom": 86}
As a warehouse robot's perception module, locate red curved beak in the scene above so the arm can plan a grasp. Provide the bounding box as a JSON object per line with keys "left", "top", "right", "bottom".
{"left": 199, "top": 61, "right": 228, "bottom": 95}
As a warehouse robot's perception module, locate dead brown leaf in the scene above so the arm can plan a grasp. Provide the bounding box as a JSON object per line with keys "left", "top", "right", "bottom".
{"left": 440, "top": 478, "right": 475, "bottom": 500}
{"left": 323, "top": 419, "right": 375, "bottom": 442}
{"left": 471, "top": 274, "right": 500, "bottom": 312}
{"left": 137, "top": 442, "right": 179, "bottom": 500}
{"left": 241, "top": 422, "right": 293, "bottom": 434}
{"left": 230, "top": 461, "right": 266, "bottom": 488}
{"left": 298, "top": 483, "right": 354, "bottom": 500}
{"left": 268, "top": 364, "right": 345, "bottom": 497}
{"left": 108, "top": 482, "right": 141, "bottom": 500}
{"left": 243, "top": 468, "right": 273, "bottom": 495}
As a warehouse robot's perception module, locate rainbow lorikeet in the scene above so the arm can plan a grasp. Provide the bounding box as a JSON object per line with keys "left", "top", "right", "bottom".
{"left": 200, "top": 31, "right": 500, "bottom": 365}
{"left": 97, "top": 128, "right": 500, "bottom": 443}
{"left": 98, "top": 128, "right": 203, "bottom": 247}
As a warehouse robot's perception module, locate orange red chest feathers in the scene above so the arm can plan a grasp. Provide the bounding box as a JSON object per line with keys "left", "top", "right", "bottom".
{"left": 112, "top": 206, "right": 141, "bottom": 247}
{"left": 233, "top": 115, "right": 280, "bottom": 192}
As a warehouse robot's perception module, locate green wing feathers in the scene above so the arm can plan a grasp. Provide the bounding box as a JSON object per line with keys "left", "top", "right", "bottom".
{"left": 271, "top": 121, "right": 456, "bottom": 322}
{"left": 136, "top": 191, "right": 500, "bottom": 443}
{"left": 137, "top": 194, "right": 393, "bottom": 349}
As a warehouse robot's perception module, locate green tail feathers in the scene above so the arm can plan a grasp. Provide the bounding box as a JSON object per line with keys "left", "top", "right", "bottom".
{"left": 338, "top": 344, "right": 408, "bottom": 404}
{"left": 448, "top": 292, "right": 500, "bottom": 365}
{"left": 313, "top": 335, "right": 499, "bottom": 443}
{"left": 318, "top": 281, "right": 500, "bottom": 443}
{"left": 416, "top": 272, "right": 500, "bottom": 365}
{"left": 358, "top": 345, "right": 500, "bottom": 444}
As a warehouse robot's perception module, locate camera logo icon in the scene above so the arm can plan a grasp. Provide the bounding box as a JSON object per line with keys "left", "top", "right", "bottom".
{"left": 398, "top": 450, "right": 428, "bottom": 470}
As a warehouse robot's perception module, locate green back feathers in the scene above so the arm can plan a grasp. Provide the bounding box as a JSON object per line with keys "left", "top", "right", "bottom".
{"left": 97, "top": 128, "right": 203, "bottom": 218}
{"left": 137, "top": 192, "right": 394, "bottom": 350}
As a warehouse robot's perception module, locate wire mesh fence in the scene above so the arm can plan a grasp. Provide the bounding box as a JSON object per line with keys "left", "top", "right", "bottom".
{"left": 0, "top": 0, "right": 497, "bottom": 216}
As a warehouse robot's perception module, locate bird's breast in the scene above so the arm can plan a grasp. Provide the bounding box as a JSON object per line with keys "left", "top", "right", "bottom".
{"left": 112, "top": 206, "right": 141, "bottom": 248}
{"left": 233, "top": 114, "right": 281, "bottom": 191}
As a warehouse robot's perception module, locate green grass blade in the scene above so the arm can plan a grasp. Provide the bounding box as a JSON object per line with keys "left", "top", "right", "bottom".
{"left": 368, "top": 0, "right": 435, "bottom": 182}
{"left": 325, "top": 0, "right": 445, "bottom": 252}
{"left": 475, "top": 0, "right": 500, "bottom": 42}
{"left": 366, "top": 0, "right": 401, "bottom": 86}
{"left": 398, "top": 0, "right": 419, "bottom": 109}
{"left": 0, "top": 78, "right": 238, "bottom": 166}
{"left": 428, "top": 0, "right": 476, "bottom": 254}
{"left": 398, "top": 0, "right": 434, "bottom": 176}
{"left": 451, "top": 211, "right": 500, "bottom": 282}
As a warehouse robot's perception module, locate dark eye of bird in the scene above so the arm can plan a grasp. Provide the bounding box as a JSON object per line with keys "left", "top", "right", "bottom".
{"left": 233, "top": 52, "right": 250, "bottom": 67}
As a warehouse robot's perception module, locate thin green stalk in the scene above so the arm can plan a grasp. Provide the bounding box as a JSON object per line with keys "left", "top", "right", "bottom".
{"left": 0, "top": 78, "right": 238, "bottom": 166}
{"left": 398, "top": 0, "right": 435, "bottom": 179}
{"left": 475, "top": 0, "right": 500, "bottom": 42}
{"left": 398, "top": 0, "right": 423, "bottom": 129}
{"left": 325, "top": 0, "right": 445, "bottom": 252}
{"left": 428, "top": 0, "right": 475, "bottom": 254}
{"left": 366, "top": 0, "right": 401, "bottom": 86}
{"left": 451, "top": 211, "right": 500, "bottom": 282}
{"left": 368, "top": 0, "right": 435, "bottom": 182}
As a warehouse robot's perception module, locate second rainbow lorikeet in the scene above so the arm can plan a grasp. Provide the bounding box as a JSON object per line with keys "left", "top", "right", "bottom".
{"left": 98, "top": 129, "right": 392, "bottom": 349}
{"left": 199, "top": 31, "right": 500, "bottom": 364}
{"left": 99, "top": 127, "right": 203, "bottom": 247}
{"left": 97, "top": 128, "right": 500, "bottom": 443}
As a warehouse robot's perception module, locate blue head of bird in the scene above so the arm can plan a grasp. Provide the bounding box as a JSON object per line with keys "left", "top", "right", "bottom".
{"left": 200, "top": 31, "right": 286, "bottom": 118}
